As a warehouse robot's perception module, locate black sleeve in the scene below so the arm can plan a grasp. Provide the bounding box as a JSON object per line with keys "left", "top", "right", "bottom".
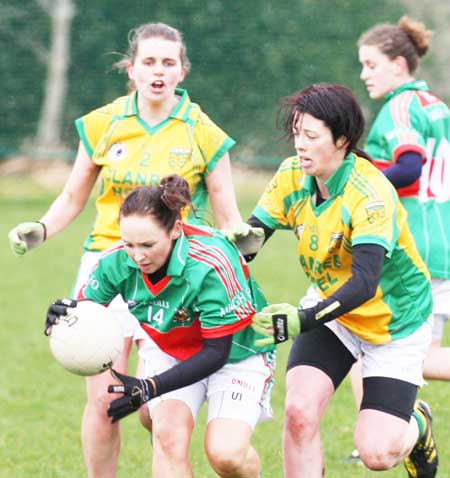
{"left": 152, "top": 335, "right": 233, "bottom": 396}
{"left": 299, "top": 243, "right": 386, "bottom": 331}
{"left": 383, "top": 151, "right": 423, "bottom": 188}
{"left": 244, "top": 215, "right": 275, "bottom": 262}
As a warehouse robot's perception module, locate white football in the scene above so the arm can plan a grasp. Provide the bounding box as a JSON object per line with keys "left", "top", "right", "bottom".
{"left": 49, "top": 300, "right": 123, "bottom": 376}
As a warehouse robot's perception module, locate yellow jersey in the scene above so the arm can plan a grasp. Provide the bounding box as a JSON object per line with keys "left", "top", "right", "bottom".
{"left": 75, "top": 88, "right": 235, "bottom": 251}
{"left": 253, "top": 153, "right": 432, "bottom": 343}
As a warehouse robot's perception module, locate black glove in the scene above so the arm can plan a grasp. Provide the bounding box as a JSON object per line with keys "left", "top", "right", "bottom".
{"left": 45, "top": 298, "right": 77, "bottom": 336}
{"left": 107, "top": 369, "right": 156, "bottom": 423}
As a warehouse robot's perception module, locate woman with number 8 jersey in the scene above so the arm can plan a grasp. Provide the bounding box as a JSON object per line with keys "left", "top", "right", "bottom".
{"left": 8, "top": 22, "right": 243, "bottom": 478}
{"left": 244, "top": 83, "right": 436, "bottom": 477}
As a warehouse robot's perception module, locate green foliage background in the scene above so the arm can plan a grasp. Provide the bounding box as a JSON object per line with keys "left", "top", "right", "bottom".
{"left": 1, "top": 0, "right": 405, "bottom": 164}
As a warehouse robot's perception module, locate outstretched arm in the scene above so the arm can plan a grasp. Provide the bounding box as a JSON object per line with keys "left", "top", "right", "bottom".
{"left": 39, "top": 141, "right": 100, "bottom": 239}
{"left": 8, "top": 142, "right": 100, "bottom": 255}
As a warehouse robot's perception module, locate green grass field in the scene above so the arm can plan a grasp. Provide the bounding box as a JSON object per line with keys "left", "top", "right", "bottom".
{"left": 1, "top": 171, "right": 448, "bottom": 477}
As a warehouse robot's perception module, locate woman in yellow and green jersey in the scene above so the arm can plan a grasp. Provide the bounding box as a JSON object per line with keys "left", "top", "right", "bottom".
{"left": 8, "top": 22, "right": 243, "bottom": 478}
{"left": 244, "top": 84, "right": 437, "bottom": 478}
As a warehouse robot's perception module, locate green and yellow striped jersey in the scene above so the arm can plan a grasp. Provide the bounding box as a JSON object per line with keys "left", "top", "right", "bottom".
{"left": 253, "top": 153, "right": 432, "bottom": 344}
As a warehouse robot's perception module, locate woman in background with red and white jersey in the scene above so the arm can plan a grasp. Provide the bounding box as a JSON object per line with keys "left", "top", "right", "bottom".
{"left": 345, "top": 16, "right": 450, "bottom": 470}
{"left": 357, "top": 15, "right": 450, "bottom": 383}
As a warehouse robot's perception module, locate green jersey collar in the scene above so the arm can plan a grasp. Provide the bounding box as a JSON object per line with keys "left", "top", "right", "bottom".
{"left": 325, "top": 153, "right": 355, "bottom": 196}
{"left": 167, "top": 230, "right": 189, "bottom": 276}
{"left": 302, "top": 153, "right": 355, "bottom": 197}
{"left": 384, "top": 80, "right": 429, "bottom": 102}
{"left": 122, "top": 88, "right": 192, "bottom": 122}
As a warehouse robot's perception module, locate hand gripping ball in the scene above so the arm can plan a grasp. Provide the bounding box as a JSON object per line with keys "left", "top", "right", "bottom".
{"left": 49, "top": 300, "right": 123, "bottom": 376}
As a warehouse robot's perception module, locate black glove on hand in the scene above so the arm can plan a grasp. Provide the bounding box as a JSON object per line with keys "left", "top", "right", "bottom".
{"left": 45, "top": 298, "right": 78, "bottom": 336}
{"left": 107, "top": 369, "right": 156, "bottom": 423}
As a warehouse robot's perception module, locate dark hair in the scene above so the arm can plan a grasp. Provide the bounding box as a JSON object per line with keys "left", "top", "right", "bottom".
{"left": 279, "top": 83, "right": 370, "bottom": 160}
{"left": 120, "top": 174, "right": 192, "bottom": 231}
{"left": 358, "top": 16, "right": 433, "bottom": 73}
{"left": 114, "top": 22, "right": 191, "bottom": 92}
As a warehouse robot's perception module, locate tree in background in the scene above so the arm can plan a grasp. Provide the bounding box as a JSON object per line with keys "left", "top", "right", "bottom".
{"left": 34, "top": 0, "right": 75, "bottom": 159}
{"left": 6, "top": 0, "right": 447, "bottom": 168}
{"left": 0, "top": 0, "right": 75, "bottom": 160}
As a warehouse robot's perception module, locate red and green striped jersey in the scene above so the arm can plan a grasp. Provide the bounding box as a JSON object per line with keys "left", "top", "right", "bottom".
{"left": 366, "top": 80, "right": 450, "bottom": 279}
{"left": 252, "top": 153, "right": 432, "bottom": 344}
{"left": 79, "top": 224, "right": 274, "bottom": 361}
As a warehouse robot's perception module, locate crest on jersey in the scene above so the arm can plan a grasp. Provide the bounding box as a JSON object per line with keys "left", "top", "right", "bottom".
{"left": 174, "top": 307, "right": 190, "bottom": 323}
{"left": 108, "top": 143, "right": 127, "bottom": 161}
{"left": 328, "top": 232, "right": 343, "bottom": 252}
{"left": 169, "top": 148, "right": 190, "bottom": 169}
{"left": 365, "top": 200, "right": 385, "bottom": 224}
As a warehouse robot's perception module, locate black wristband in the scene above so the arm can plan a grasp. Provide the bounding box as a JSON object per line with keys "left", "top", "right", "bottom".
{"left": 272, "top": 314, "right": 289, "bottom": 343}
{"left": 38, "top": 221, "right": 47, "bottom": 241}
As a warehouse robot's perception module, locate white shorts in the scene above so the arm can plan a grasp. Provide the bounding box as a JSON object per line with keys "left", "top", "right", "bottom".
{"left": 298, "top": 285, "right": 322, "bottom": 309}
{"left": 326, "top": 320, "right": 432, "bottom": 386}
{"left": 431, "top": 278, "right": 450, "bottom": 316}
{"left": 72, "top": 251, "right": 146, "bottom": 340}
{"left": 139, "top": 338, "right": 275, "bottom": 429}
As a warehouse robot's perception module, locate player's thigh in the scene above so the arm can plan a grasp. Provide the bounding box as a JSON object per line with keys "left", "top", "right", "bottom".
{"left": 140, "top": 340, "right": 207, "bottom": 421}
{"left": 205, "top": 417, "right": 253, "bottom": 461}
{"left": 356, "top": 374, "right": 418, "bottom": 456}
{"left": 285, "top": 365, "right": 335, "bottom": 426}
{"left": 151, "top": 399, "right": 195, "bottom": 451}
{"left": 287, "top": 324, "right": 356, "bottom": 392}
{"left": 286, "top": 326, "right": 356, "bottom": 425}
{"left": 85, "top": 336, "right": 132, "bottom": 404}
{"left": 206, "top": 352, "right": 276, "bottom": 427}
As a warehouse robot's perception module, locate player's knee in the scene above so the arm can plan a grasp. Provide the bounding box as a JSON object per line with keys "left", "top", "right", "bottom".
{"left": 285, "top": 398, "right": 320, "bottom": 440}
{"left": 357, "top": 438, "right": 402, "bottom": 470}
{"left": 206, "top": 442, "right": 248, "bottom": 477}
{"left": 86, "top": 387, "right": 113, "bottom": 418}
{"left": 153, "top": 419, "right": 190, "bottom": 460}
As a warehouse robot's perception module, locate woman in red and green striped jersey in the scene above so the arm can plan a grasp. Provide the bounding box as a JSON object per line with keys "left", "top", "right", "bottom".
{"left": 9, "top": 22, "right": 247, "bottom": 477}
{"left": 47, "top": 174, "right": 275, "bottom": 478}
{"left": 345, "top": 17, "right": 450, "bottom": 472}
{"left": 357, "top": 17, "right": 450, "bottom": 372}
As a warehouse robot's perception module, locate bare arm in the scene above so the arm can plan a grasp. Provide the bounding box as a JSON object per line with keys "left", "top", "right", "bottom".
{"left": 205, "top": 153, "right": 242, "bottom": 229}
{"left": 40, "top": 141, "right": 100, "bottom": 239}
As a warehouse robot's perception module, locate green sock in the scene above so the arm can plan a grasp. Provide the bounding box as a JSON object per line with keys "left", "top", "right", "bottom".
{"left": 412, "top": 409, "right": 425, "bottom": 439}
